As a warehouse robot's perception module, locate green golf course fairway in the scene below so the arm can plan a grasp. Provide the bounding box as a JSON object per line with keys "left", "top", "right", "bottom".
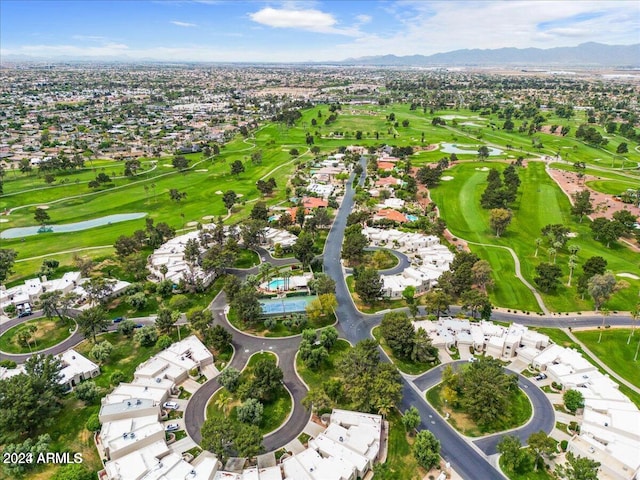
{"left": 431, "top": 161, "right": 640, "bottom": 312}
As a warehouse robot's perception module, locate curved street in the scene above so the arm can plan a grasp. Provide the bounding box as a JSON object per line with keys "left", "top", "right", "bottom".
{"left": 1, "top": 157, "right": 638, "bottom": 479}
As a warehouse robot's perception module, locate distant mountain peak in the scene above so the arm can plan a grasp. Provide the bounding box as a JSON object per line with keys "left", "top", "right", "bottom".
{"left": 332, "top": 43, "right": 640, "bottom": 67}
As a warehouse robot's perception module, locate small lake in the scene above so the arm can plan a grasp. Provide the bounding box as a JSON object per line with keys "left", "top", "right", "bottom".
{"left": 0, "top": 213, "right": 147, "bottom": 239}
{"left": 440, "top": 143, "right": 503, "bottom": 156}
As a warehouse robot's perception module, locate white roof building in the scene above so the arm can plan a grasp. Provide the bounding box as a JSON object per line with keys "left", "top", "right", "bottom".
{"left": 58, "top": 349, "right": 100, "bottom": 390}
{"left": 0, "top": 271, "right": 81, "bottom": 312}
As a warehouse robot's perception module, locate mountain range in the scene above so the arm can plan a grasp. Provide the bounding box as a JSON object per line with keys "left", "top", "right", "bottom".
{"left": 333, "top": 43, "right": 640, "bottom": 67}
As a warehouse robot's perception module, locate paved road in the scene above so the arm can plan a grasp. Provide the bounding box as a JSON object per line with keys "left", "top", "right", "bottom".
{"left": 344, "top": 247, "right": 411, "bottom": 276}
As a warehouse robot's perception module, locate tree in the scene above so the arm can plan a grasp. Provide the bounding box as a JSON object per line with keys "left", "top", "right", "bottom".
{"left": 478, "top": 145, "right": 490, "bottom": 159}
{"left": 292, "top": 231, "right": 315, "bottom": 267}
{"left": 309, "top": 273, "right": 336, "bottom": 295}
{"left": 423, "top": 290, "right": 451, "bottom": 317}
{"left": 172, "top": 155, "right": 189, "bottom": 169}
{"left": 250, "top": 201, "right": 269, "bottom": 221}
{"left": 571, "top": 190, "right": 593, "bottom": 222}
{"left": 588, "top": 273, "right": 618, "bottom": 310}
{"left": 90, "top": 340, "right": 113, "bottom": 364}
{"left": 616, "top": 142, "right": 628, "bottom": 154}
{"left": 230, "top": 160, "right": 245, "bottom": 176}
{"left": 534, "top": 238, "right": 542, "bottom": 257}
{"left": 534, "top": 263, "right": 562, "bottom": 293}
{"left": 237, "top": 398, "right": 264, "bottom": 425}
{"left": 218, "top": 367, "right": 241, "bottom": 393}
{"left": 76, "top": 306, "right": 109, "bottom": 343}
{"left": 231, "top": 285, "right": 262, "bottom": 325}
{"left": 34, "top": 207, "right": 50, "bottom": 226}
{"left": 134, "top": 325, "right": 158, "bottom": 347}
{"left": 0, "top": 249, "right": 17, "bottom": 284}
{"left": 222, "top": 190, "right": 237, "bottom": 213}
{"left": 118, "top": 319, "right": 136, "bottom": 337}
{"left": 498, "top": 435, "right": 528, "bottom": 473}
{"left": 380, "top": 311, "right": 415, "bottom": 359}
{"left": 563, "top": 389, "right": 584, "bottom": 413}
{"left": 248, "top": 357, "right": 283, "bottom": 402}
{"left": 590, "top": 217, "right": 624, "bottom": 247}
{"left": 528, "top": 431, "right": 556, "bottom": 471}
{"left": 612, "top": 209, "right": 637, "bottom": 235}
{"left": 39, "top": 290, "right": 64, "bottom": 320}
{"left": 461, "top": 357, "right": 518, "bottom": 427}
{"left": 207, "top": 325, "right": 232, "bottom": 353}
{"left": 75, "top": 380, "right": 101, "bottom": 404}
{"left": 411, "top": 328, "right": 438, "bottom": 363}
{"left": 83, "top": 277, "right": 115, "bottom": 306}
{"left": 156, "top": 308, "right": 178, "bottom": 335}
{"left": 413, "top": 430, "right": 441, "bottom": 470}
{"left": 471, "top": 259, "right": 494, "bottom": 291}
{"left": 342, "top": 224, "right": 368, "bottom": 264}
{"left": 402, "top": 406, "right": 421, "bottom": 433}
{"left": 354, "top": 267, "right": 383, "bottom": 305}
{"left": 200, "top": 417, "right": 263, "bottom": 462}
{"left": 460, "top": 289, "right": 491, "bottom": 319}
{"left": 555, "top": 452, "right": 600, "bottom": 480}
{"left": 489, "top": 208, "right": 512, "bottom": 237}
{"left": 0, "top": 355, "right": 64, "bottom": 441}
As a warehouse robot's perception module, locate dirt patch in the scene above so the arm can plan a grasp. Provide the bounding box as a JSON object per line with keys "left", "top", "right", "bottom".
{"left": 540, "top": 125, "right": 564, "bottom": 136}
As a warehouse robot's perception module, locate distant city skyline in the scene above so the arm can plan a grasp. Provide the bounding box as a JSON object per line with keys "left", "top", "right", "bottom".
{"left": 1, "top": 0, "right": 639, "bottom": 62}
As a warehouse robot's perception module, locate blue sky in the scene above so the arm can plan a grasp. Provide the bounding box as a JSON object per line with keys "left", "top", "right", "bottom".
{"left": 1, "top": 1, "right": 638, "bottom": 61}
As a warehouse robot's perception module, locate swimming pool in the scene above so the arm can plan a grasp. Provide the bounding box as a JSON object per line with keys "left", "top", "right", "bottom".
{"left": 406, "top": 214, "right": 418, "bottom": 222}
{"left": 268, "top": 279, "right": 286, "bottom": 290}
{"left": 260, "top": 295, "right": 317, "bottom": 315}
{"left": 0, "top": 213, "right": 147, "bottom": 239}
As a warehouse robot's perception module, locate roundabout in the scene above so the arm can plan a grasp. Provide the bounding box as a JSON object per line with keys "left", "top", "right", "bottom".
{"left": 0, "top": 316, "right": 76, "bottom": 354}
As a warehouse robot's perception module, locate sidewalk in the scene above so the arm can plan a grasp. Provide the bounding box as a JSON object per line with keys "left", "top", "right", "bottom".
{"left": 564, "top": 329, "right": 640, "bottom": 395}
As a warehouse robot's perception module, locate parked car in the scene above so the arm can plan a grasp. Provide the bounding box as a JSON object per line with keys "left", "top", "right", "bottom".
{"left": 134, "top": 323, "right": 143, "bottom": 329}
{"left": 165, "top": 423, "right": 180, "bottom": 432}
{"left": 18, "top": 311, "right": 33, "bottom": 318}
{"left": 113, "top": 317, "right": 125, "bottom": 323}
{"left": 534, "top": 373, "right": 547, "bottom": 381}
{"left": 468, "top": 356, "right": 477, "bottom": 363}
{"left": 163, "top": 401, "right": 179, "bottom": 410}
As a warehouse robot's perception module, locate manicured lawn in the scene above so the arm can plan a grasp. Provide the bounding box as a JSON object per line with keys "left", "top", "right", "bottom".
{"left": 574, "top": 329, "right": 640, "bottom": 389}
{"left": 0, "top": 316, "right": 75, "bottom": 354}
{"left": 345, "top": 275, "right": 408, "bottom": 314}
{"left": 372, "top": 326, "right": 437, "bottom": 375}
{"left": 499, "top": 453, "right": 555, "bottom": 480}
{"left": 426, "top": 383, "right": 532, "bottom": 437}
{"left": 234, "top": 249, "right": 260, "bottom": 269}
{"left": 206, "top": 351, "right": 292, "bottom": 435}
{"left": 430, "top": 161, "right": 640, "bottom": 312}
{"left": 347, "top": 248, "right": 399, "bottom": 270}
{"left": 382, "top": 409, "right": 426, "bottom": 480}
{"left": 295, "top": 339, "right": 351, "bottom": 390}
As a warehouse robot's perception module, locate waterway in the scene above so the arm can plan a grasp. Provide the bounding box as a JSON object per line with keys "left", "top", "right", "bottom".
{"left": 0, "top": 212, "right": 147, "bottom": 239}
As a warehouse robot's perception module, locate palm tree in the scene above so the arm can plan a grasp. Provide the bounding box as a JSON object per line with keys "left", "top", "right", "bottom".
{"left": 282, "top": 270, "right": 292, "bottom": 291}
{"left": 567, "top": 255, "right": 578, "bottom": 287}
{"left": 548, "top": 247, "right": 556, "bottom": 263}
{"left": 568, "top": 244, "right": 580, "bottom": 256}
{"left": 598, "top": 308, "right": 610, "bottom": 344}
{"left": 534, "top": 238, "right": 542, "bottom": 257}
{"left": 215, "top": 391, "right": 232, "bottom": 415}
{"left": 628, "top": 306, "right": 639, "bottom": 345}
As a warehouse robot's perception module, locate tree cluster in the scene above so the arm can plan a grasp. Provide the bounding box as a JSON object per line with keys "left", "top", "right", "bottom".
{"left": 441, "top": 357, "right": 518, "bottom": 427}
{"left": 380, "top": 311, "right": 438, "bottom": 364}
{"left": 480, "top": 165, "right": 520, "bottom": 209}
{"left": 299, "top": 327, "right": 339, "bottom": 370}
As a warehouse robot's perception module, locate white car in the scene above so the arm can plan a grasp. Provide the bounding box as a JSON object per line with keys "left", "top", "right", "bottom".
{"left": 163, "top": 401, "right": 179, "bottom": 410}
{"left": 165, "top": 423, "right": 180, "bottom": 432}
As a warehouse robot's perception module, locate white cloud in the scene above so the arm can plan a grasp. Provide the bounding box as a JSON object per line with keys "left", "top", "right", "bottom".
{"left": 171, "top": 20, "right": 197, "bottom": 28}
{"left": 355, "top": 14, "right": 372, "bottom": 25}
{"left": 249, "top": 6, "right": 362, "bottom": 36}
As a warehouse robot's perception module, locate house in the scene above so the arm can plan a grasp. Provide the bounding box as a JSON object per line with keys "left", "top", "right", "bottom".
{"left": 373, "top": 209, "right": 408, "bottom": 224}
{"left": 302, "top": 196, "right": 328, "bottom": 209}
{"left": 58, "top": 349, "right": 100, "bottom": 390}
{"left": 0, "top": 271, "right": 81, "bottom": 313}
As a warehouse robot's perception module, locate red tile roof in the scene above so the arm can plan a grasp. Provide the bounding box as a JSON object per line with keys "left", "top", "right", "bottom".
{"left": 374, "top": 209, "right": 408, "bottom": 223}
{"left": 302, "top": 197, "right": 328, "bottom": 209}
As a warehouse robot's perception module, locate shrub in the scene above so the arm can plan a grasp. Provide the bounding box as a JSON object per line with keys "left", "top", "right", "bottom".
{"left": 86, "top": 414, "right": 101, "bottom": 432}
{"left": 237, "top": 398, "right": 264, "bottom": 426}
{"left": 157, "top": 334, "right": 173, "bottom": 350}
{"left": 0, "top": 360, "right": 17, "bottom": 369}
{"left": 560, "top": 440, "right": 568, "bottom": 452}
{"left": 75, "top": 381, "right": 101, "bottom": 404}
{"left": 264, "top": 318, "right": 277, "bottom": 330}
{"left": 134, "top": 325, "right": 158, "bottom": 347}
{"left": 110, "top": 370, "right": 125, "bottom": 385}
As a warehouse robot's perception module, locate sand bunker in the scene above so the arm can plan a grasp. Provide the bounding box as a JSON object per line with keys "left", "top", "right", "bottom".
{"left": 475, "top": 167, "right": 490, "bottom": 172}
{"left": 215, "top": 191, "right": 223, "bottom": 195}
{"left": 37, "top": 205, "right": 50, "bottom": 209}
{"left": 0, "top": 219, "right": 8, "bottom": 223}
{"left": 441, "top": 176, "right": 454, "bottom": 181}
{"left": 186, "top": 221, "right": 198, "bottom": 227}
{"left": 163, "top": 164, "right": 173, "bottom": 167}
{"left": 195, "top": 169, "right": 208, "bottom": 172}
{"left": 202, "top": 215, "right": 216, "bottom": 220}
{"left": 617, "top": 273, "right": 640, "bottom": 280}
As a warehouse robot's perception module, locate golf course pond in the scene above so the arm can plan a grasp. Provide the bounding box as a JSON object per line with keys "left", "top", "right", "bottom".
{"left": 0, "top": 212, "right": 147, "bottom": 239}
{"left": 440, "top": 143, "right": 503, "bottom": 156}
